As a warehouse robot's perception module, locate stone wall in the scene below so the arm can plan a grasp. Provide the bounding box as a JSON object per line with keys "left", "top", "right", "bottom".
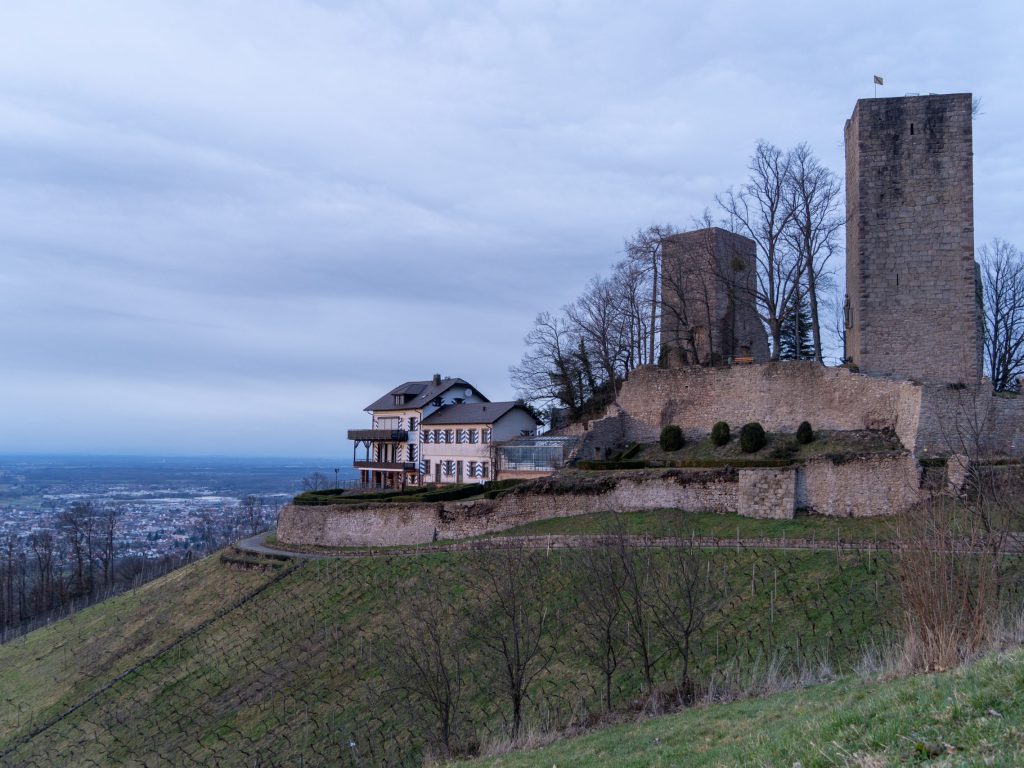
{"left": 278, "top": 454, "right": 926, "bottom": 547}
{"left": 615, "top": 363, "right": 922, "bottom": 449}
{"left": 912, "top": 384, "right": 1024, "bottom": 457}
{"left": 796, "top": 454, "right": 922, "bottom": 517}
{"left": 738, "top": 468, "right": 795, "bottom": 519}
{"left": 845, "top": 94, "right": 981, "bottom": 384}
{"left": 278, "top": 469, "right": 739, "bottom": 547}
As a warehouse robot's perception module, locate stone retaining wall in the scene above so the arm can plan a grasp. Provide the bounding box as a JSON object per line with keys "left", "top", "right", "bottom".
{"left": 796, "top": 454, "right": 922, "bottom": 517}
{"left": 278, "top": 469, "right": 739, "bottom": 548}
{"left": 616, "top": 363, "right": 922, "bottom": 449}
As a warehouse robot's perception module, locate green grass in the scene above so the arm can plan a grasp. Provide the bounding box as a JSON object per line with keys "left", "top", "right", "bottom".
{"left": 0, "top": 554, "right": 276, "bottom": 743}
{"left": 494, "top": 508, "right": 897, "bottom": 542}
{"left": 1, "top": 545, "right": 896, "bottom": 766}
{"left": 453, "top": 647, "right": 1024, "bottom": 767}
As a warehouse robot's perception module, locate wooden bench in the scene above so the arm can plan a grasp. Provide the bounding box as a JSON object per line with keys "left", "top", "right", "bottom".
{"left": 732, "top": 356, "right": 754, "bottom": 365}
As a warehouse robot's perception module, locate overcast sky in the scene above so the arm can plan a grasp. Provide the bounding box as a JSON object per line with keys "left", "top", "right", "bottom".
{"left": 1, "top": 1, "right": 1022, "bottom": 458}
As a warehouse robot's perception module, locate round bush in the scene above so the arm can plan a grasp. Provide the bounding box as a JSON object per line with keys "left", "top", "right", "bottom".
{"left": 659, "top": 424, "right": 685, "bottom": 452}
{"left": 710, "top": 421, "right": 731, "bottom": 447}
{"left": 796, "top": 420, "right": 815, "bottom": 444}
{"left": 739, "top": 422, "right": 767, "bottom": 453}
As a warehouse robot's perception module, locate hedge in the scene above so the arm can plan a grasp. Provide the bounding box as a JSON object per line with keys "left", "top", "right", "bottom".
{"left": 576, "top": 460, "right": 648, "bottom": 471}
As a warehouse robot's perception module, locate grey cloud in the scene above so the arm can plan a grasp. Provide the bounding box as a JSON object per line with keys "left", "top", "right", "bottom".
{"left": 0, "top": 0, "right": 1021, "bottom": 455}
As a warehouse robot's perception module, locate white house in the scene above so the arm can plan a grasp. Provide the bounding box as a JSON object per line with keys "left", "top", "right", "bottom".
{"left": 347, "top": 374, "right": 488, "bottom": 489}
{"left": 419, "top": 402, "right": 542, "bottom": 484}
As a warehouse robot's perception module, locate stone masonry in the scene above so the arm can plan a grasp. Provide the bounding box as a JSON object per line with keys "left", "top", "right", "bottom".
{"left": 845, "top": 93, "right": 983, "bottom": 384}
{"left": 277, "top": 457, "right": 924, "bottom": 547}
{"left": 612, "top": 363, "right": 923, "bottom": 449}
{"left": 661, "top": 227, "right": 769, "bottom": 366}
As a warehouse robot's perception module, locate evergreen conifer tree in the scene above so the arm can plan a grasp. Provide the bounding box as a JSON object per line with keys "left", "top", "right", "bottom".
{"left": 779, "top": 293, "right": 813, "bottom": 360}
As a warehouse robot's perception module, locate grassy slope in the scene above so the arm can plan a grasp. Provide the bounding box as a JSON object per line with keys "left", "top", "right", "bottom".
{"left": 456, "top": 648, "right": 1024, "bottom": 768}
{"left": 494, "top": 508, "right": 896, "bottom": 542}
{"left": 1, "top": 547, "right": 895, "bottom": 766}
{"left": 0, "top": 555, "right": 276, "bottom": 743}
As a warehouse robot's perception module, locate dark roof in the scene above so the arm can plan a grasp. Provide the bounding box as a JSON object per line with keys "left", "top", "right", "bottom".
{"left": 421, "top": 401, "right": 542, "bottom": 426}
{"left": 364, "top": 378, "right": 486, "bottom": 413}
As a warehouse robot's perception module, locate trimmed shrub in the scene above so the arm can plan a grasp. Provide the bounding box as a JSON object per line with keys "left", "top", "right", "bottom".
{"left": 739, "top": 422, "right": 767, "bottom": 453}
{"left": 710, "top": 421, "right": 731, "bottom": 447}
{"left": 659, "top": 424, "right": 685, "bottom": 452}
{"left": 796, "top": 420, "right": 815, "bottom": 444}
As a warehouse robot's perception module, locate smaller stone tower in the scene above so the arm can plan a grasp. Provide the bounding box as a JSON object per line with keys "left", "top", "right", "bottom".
{"left": 660, "top": 227, "right": 769, "bottom": 366}
{"left": 844, "top": 93, "right": 982, "bottom": 383}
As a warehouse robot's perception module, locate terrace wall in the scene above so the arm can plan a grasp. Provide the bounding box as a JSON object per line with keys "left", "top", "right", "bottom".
{"left": 277, "top": 455, "right": 925, "bottom": 547}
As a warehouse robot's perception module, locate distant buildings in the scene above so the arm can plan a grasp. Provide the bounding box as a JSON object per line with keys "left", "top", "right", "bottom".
{"left": 347, "top": 375, "right": 543, "bottom": 488}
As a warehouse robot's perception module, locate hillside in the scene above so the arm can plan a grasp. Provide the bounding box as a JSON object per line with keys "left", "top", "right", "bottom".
{"left": 453, "top": 647, "right": 1024, "bottom": 767}
{"left": 0, "top": 554, "right": 279, "bottom": 746}
{"left": 0, "top": 529, "right": 899, "bottom": 767}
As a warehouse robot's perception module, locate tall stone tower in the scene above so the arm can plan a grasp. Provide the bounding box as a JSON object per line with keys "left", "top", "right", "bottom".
{"left": 844, "top": 93, "right": 982, "bottom": 384}
{"left": 660, "top": 227, "right": 769, "bottom": 366}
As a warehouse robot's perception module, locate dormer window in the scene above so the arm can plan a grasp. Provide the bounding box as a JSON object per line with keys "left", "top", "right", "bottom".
{"left": 393, "top": 394, "right": 404, "bottom": 406}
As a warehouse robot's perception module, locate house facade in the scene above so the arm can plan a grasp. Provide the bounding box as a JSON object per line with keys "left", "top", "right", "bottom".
{"left": 419, "top": 402, "right": 542, "bottom": 485}
{"left": 347, "top": 375, "right": 488, "bottom": 489}
{"left": 347, "top": 376, "right": 542, "bottom": 488}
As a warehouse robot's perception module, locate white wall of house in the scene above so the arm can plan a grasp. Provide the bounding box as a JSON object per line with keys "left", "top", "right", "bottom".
{"left": 419, "top": 409, "right": 539, "bottom": 484}
{"left": 362, "top": 387, "right": 488, "bottom": 465}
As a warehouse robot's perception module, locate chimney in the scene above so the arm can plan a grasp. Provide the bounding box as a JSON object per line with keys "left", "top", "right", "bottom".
{"left": 432, "top": 373, "right": 441, "bottom": 385}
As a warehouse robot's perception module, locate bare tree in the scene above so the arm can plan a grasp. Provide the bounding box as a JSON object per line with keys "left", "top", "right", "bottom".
{"left": 469, "top": 548, "right": 552, "bottom": 740}
{"left": 99, "top": 506, "right": 120, "bottom": 589}
{"left": 784, "top": 143, "right": 843, "bottom": 363}
{"left": 565, "top": 274, "right": 631, "bottom": 398}
{"left": 510, "top": 311, "right": 587, "bottom": 415}
{"left": 576, "top": 540, "right": 627, "bottom": 712}
{"left": 648, "top": 538, "right": 718, "bottom": 705}
{"left": 381, "top": 581, "right": 466, "bottom": 757}
{"left": 979, "top": 238, "right": 1024, "bottom": 392}
{"left": 624, "top": 224, "right": 678, "bottom": 364}
{"left": 59, "top": 501, "right": 97, "bottom": 597}
{"left": 718, "top": 141, "right": 802, "bottom": 359}
{"left": 29, "top": 532, "right": 60, "bottom": 613}
{"left": 610, "top": 527, "right": 660, "bottom": 694}
{"left": 609, "top": 259, "right": 654, "bottom": 371}
{"left": 239, "top": 495, "right": 265, "bottom": 537}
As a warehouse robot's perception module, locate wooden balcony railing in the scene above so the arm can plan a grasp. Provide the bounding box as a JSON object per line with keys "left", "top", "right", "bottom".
{"left": 348, "top": 429, "right": 409, "bottom": 442}
{"left": 353, "top": 461, "right": 418, "bottom": 472}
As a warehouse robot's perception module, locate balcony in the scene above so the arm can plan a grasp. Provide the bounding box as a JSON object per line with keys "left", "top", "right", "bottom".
{"left": 348, "top": 429, "right": 409, "bottom": 442}
{"left": 354, "top": 461, "right": 418, "bottom": 472}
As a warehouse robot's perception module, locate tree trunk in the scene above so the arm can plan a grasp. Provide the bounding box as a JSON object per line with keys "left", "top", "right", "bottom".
{"left": 806, "top": 253, "right": 823, "bottom": 362}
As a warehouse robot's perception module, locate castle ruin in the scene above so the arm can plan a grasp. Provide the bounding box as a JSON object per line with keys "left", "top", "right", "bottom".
{"left": 660, "top": 227, "right": 769, "bottom": 366}
{"left": 844, "top": 93, "right": 983, "bottom": 383}
{"left": 579, "top": 91, "right": 1024, "bottom": 463}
